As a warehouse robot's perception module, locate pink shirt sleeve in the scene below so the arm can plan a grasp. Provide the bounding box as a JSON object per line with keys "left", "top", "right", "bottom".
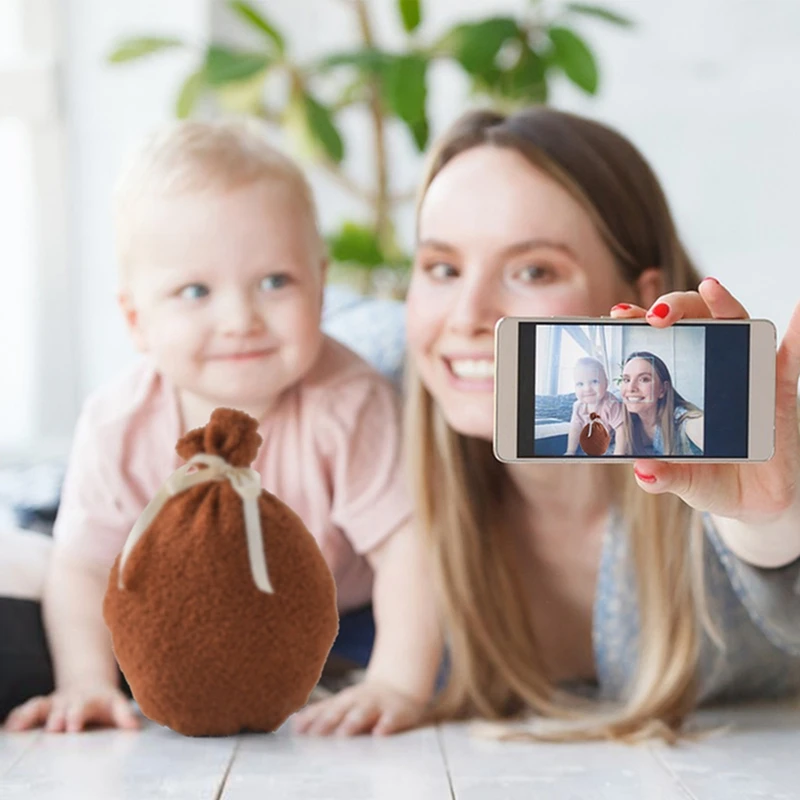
{"left": 52, "top": 400, "right": 149, "bottom": 570}
{"left": 320, "top": 374, "right": 412, "bottom": 555}
{"left": 603, "top": 394, "right": 624, "bottom": 430}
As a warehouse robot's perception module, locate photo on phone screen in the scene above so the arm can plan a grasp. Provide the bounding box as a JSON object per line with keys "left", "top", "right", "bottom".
{"left": 514, "top": 321, "right": 752, "bottom": 459}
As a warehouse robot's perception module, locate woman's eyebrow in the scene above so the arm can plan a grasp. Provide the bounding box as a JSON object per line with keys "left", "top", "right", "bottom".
{"left": 417, "top": 238, "right": 459, "bottom": 253}
{"left": 500, "top": 238, "right": 577, "bottom": 259}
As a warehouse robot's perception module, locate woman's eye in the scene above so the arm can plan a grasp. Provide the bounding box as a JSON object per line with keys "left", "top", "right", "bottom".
{"left": 515, "top": 264, "right": 553, "bottom": 284}
{"left": 260, "top": 274, "right": 290, "bottom": 291}
{"left": 179, "top": 284, "right": 209, "bottom": 300}
{"left": 425, "top": 262, "right": 458, "bottom": 281}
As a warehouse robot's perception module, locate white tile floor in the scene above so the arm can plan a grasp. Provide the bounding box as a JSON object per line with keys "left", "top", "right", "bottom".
{"left": 0, "top": 704, "right": 798, "bottom": 799}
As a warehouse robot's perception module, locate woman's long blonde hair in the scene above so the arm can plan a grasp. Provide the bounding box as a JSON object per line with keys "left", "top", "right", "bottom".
{"left": 621, "top": 351, "right": 703, "bottom": 457}
{"left": 407, "top": 108, "right": 707, "bottom": 743}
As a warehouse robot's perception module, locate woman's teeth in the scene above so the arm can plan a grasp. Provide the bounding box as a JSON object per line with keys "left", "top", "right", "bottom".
{"left": 449, "top": 359, "right": 494, "bottom": 380}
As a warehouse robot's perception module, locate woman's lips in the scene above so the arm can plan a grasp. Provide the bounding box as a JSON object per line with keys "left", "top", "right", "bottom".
{"left": 442, "top": 356, "right": 494, "bottom": 391}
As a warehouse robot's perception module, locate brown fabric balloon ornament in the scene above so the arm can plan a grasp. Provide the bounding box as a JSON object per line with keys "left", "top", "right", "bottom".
{"left": 579, "top": 412, "right": 611, "bottom": 456}
{"left": 103, "top": 408, "right": 339, "bottom": 737}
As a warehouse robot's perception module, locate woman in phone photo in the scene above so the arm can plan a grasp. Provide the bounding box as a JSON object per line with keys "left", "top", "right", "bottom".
{"left": 617, "top": 351, "right": 704, "bottom": 457}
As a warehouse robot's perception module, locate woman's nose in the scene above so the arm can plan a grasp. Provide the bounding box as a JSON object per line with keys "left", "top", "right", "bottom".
{"left": 447, "top": 279, "right": 499, "bottom": 335}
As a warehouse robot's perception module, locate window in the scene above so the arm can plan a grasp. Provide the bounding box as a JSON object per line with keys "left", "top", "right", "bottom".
{"left": 0, "top": 0, "right": 72, "bottom": 460}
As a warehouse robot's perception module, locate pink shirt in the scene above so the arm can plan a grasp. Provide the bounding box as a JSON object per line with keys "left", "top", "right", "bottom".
{"left": 53, "top": 337, "right": 410, "bottom": 613}
{"left": 570, "top": 392, "right": 624, "bottom": 434}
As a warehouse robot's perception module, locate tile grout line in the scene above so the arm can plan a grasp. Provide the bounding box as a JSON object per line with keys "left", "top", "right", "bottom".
{"left": 212, "top": 736, "right": 241, "bottom": 800}
{"left": 435, "top": 725, "right": 457, "bottom": 800}
{"left": 647, "top": 743, "right": 702, "bottom": 800}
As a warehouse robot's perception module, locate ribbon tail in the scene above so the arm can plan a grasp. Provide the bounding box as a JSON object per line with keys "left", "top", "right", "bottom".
{"left": 118, "top": 485, "right": 172, "bottom": 589}
{"left": 242, "top": 496, "right": 273, "bottom": 594}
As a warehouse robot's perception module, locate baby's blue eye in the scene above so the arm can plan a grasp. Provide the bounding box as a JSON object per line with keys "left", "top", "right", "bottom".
{"left": 260, "top": 274, "right": 290, "bottom": 291}
{"left": 179, "top": 284, "right": 209, "bottom": 300}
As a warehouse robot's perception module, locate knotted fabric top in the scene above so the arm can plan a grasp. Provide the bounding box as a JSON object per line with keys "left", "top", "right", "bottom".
{"left": 118, "top": 452, "right": 273, "bottom": 593}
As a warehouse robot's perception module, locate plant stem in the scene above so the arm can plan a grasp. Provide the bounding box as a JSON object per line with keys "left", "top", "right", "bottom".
{"left": 353, "top": 0, "right": 391, "bottom": 254}
{"left": 319, "top": 159, "right": 375, "bottom": 203}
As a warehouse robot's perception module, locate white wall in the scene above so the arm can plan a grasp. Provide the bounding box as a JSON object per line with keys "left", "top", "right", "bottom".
{"left": 66, "top": 0, "right": 800, "bottom": 416}
{"left": 64, "top": 0, "right": 212, "bottom": 403}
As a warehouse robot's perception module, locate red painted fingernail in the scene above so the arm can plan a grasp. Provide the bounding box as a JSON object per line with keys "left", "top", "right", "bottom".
{"left": 611, "top": 303, "right": 632, "bottom": 311}
{"left": 634, "top": 467, "right": 657, "bottom": 483}
{"left": 647, "top": 302, "right": 670, "bottom": 319}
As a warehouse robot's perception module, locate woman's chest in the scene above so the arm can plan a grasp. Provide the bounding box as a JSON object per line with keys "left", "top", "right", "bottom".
{"left": 517, "top": 521, "right": 606, "bottom": 685}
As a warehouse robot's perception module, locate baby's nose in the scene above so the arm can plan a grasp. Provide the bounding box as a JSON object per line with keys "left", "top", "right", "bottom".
{"left": 219, "top": 294, "right": 264, "bottom": 335}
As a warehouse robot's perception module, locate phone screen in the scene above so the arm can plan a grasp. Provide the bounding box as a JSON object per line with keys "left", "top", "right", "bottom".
{"left": 516, "top": 321, "right": 750, "bottom": 459}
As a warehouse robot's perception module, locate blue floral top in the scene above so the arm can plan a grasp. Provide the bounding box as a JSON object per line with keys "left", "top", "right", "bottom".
{"left": 596, "top": 511, "right": 800, "bottom": 704}
{"left": 637, "top": 405, "right": 703, "bottom": 457}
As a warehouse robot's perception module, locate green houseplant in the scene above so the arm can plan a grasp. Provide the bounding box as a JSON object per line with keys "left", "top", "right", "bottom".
{"left": 109, "top": 0, "right": 632, "bottom": 294}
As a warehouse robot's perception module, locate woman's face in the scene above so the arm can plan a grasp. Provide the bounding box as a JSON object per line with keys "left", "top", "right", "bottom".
{"left": 621, "top": 357, "right": 667, "bottom": 413}
{"left": 407, "top": 145, "right": 638, "bottom": 440}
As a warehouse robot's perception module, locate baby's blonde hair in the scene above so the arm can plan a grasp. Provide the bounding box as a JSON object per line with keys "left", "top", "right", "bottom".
{"left": 574, "top": 356, "right": 608, "bottom": 381}
{"left": 114, "top": 117, "right": 324, "bottom": 279}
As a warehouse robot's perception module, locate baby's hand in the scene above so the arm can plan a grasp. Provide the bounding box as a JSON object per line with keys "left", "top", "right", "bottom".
{"left": 4, "top": 685, "right": 140, "bottom": 733}
{"left": 292, "top": 681, "right": 427, "bottom": 737}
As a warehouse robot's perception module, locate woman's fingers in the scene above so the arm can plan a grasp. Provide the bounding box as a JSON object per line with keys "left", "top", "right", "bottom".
{"left": 631, "top": 461, "right": 742, "bottom": 515}
{"left": 697, "top": 278, "right": 750, "bottom": 319}
{"left": 776, "top": 300, "right": 800, "bottom": 413}
{"left": 610, "top": 279, "right": 750, "bottom": 327}
{"left": 609, "top": 303, "right": 646, "bottom": 318}
{"left": 336, "top": 704, "right": 381, "bottom": 737}
{"left": 304, "top": 697, "right": 354, "bottom": 737}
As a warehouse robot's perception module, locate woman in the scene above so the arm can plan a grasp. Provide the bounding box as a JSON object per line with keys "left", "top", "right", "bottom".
{"left": 617, "top": 351, "right": 704, "bottom": 456}
{"left": 295, "top": 107, "right": 800, "bottom": 742}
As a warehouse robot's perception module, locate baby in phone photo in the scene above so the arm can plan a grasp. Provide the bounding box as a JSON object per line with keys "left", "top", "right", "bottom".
{"left": 565, "top": 357, "right": 623, "bottom": 456}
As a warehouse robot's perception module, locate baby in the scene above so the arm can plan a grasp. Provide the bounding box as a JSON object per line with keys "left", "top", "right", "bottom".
{"left": 4, "top": 119, "right": 439, "bottom": 734}
{"left": 565, "top": 357, "right": 623, "bottom": 456}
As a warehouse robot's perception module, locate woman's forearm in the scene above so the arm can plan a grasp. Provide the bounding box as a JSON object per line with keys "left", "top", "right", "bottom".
{"left": 712, "top": 493, "right": 800, "bottom": 568}
{"left": 366, "top": 523, "right": 444, "bottom": 702}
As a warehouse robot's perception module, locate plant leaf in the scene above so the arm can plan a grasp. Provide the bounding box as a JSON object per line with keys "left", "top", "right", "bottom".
{"left": 204, "top": 45, "right": 272, "bottom": 86}
{"left": 108, "top": 36, "right": 184, "bottom": 63}
{"left": 303, "top": 93, "right": 345, "bottom": 163}
{"left": 547, "top": 26, "right": 598, "bottom": 94}
{"left": 228, "top": 1, "right": 286, "bottom": 52}
{"left": 328, "top": 221, "right": 385, "bottom": 268}
{"left": 408, "top": 117, "right": 429, "bottom": 151}
{"left": 439, "top": 17, "right": 520, "bottom": 76}
{"left": 175, "top": 70, "right": 206, "bottom": 118}
{"left": 317, "top": 48, "right": 392, "bottom": 75}
{"left": 215, "top": 68, "right": 268, "bottom": 114}
{"left": 383, "top": 54, "right": 429, "bottom": 151}
{"left": 503, "top": 44, "right": 547, "bottom": 100}
{"left": 564, "top": 3, "right": 634, "bottom": 27}
{"left": 398, "top": 0, "right": 422, "bottom": 33}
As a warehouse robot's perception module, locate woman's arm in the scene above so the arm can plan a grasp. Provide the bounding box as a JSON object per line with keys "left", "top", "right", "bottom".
{"left": 684, "top": 415, "right": 704, "bottom": 451}
{"left": 712, "top": 498, "right": 800, "bottom": 568}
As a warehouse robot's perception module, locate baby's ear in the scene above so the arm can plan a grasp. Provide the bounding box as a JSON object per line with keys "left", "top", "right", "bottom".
{"left": 118, "top": 293, "right": 148, "bottom": 353}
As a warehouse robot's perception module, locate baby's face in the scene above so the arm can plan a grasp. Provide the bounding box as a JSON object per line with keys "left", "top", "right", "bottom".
{"left": 574, "top": 364, "right": 608, "bottom": 403}
{"left": 120, "top": 179, "right": 325, "bottom": 414}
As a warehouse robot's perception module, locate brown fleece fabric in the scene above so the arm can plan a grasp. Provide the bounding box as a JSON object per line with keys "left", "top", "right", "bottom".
{"left": 103, "top": 408, "right": 339, "bottom": 737}
{"left": 579, "top": 412, "right": 611, "bottom": 456}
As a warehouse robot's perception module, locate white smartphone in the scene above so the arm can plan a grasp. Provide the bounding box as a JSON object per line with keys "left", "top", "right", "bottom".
{"left": 494, "top": 317, "right": 776, "bottom": 463}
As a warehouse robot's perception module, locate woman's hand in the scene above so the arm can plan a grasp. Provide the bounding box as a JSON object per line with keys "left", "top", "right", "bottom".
{"left": 4, "top": 685, "right": 140, "bottom": 733}
{"left": 610, "top": 278, "right": 800, "bottom": 526}
{"left": 292, "top": 681, "right": 427, "bottom": 737}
